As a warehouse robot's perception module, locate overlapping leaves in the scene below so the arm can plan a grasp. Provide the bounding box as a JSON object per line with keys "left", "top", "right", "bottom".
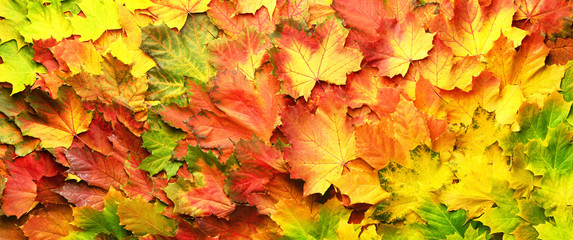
{"left": 0, "top": 0, "right": 572, "bottom": 239}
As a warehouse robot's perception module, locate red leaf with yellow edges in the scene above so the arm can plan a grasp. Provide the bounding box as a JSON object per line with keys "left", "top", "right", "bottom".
{"left": 280, "top": 88, "right": 357, "bottom": 196}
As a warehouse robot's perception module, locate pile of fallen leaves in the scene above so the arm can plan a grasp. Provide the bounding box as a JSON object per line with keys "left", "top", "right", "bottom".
{"left": 1, "top": 0, "right": 573, "bottom": 239}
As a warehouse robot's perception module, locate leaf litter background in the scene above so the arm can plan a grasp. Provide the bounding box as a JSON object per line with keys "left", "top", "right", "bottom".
{"left": 0, "top": 0, "right": 573, "bottom": 239}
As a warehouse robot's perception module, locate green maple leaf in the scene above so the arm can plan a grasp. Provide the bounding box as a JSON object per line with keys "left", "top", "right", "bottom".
{"left": 414, "top": 198, "right": 469, "bottom": 239}
{"left": 0, "top": 41, "right": 46, "bottom": 94}
{"left": 117, "top": 197, "right": 177, "bottom": 237}
{"left": 141, "top": 13, "right": 217, "bottom": 85}
{"left": 146, "top": 67, "right": 187, "bottom": 106}
{"left": 140, "top": 113, "right": 185, "bottom": 177}
{"left": 525, "top": 123, "right": 573, "bottom": 175}
{"left": 0, "top": 0, "right": 27, "bottom": 25}
{"left": 69, "top": 187, "right": 128, "bottom": 239}
{"left": 18, "top": 0, "right": 72, "bottom": 42}
{"left": 534, "top": 206, "right": 573, "bottom": 239}
{"left": 533, "top": 170, "right": 573, "bottom": 212}
{"left": 70, "top": 0, "right": 121, "bottom": 41}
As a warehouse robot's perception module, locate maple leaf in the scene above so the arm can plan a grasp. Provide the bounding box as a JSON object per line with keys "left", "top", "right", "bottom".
{"left": 20, "top": 205, "right": 74, "bottom": 239}
{"left": 280, "top": 89, "right": 357, "bottom": 196}
{"left": 414, "top": 196, "right": 489, "bottom": 240}
{"left": 198, "top": 206, "right": 282, "bottom": 239}
{"left": 346, "top": 67, "right": 401, "bottom": 117}
{"left": 415, "top": 38, "right": 484, "bottom": 91}
{"left": 532, "top": 170, "right": 573, "bottom": 214}
{"left": 65, "top": 55, "right": 148, "bottom": 112}
{"left": 53, "top": 182, "right": 107, "bottom": 211}
{"left": 96, "top": 5, "right": 157, "bottom": 78}
{"left": 475, "top": 181, "right": 523, "bottom": 235}
{"left": 0, "top": 19, "right": 26, "bottom": 49}
{"left": 274, "top": 18, "right": 363, "bottom": 99}
{"left": 140, "top": 114, "right": 185, "bottom": 177}
{"left": 547, "top": 38, "right": 573, "bottom": 65}
{"left": 354, "top": 120, "right": 409, "bottom": 169}
{"left": 0, "top": 216, "right": 26, "bottom": 240}
{"left": 1, "top": 176, "right": 37, "bottom": 218}
{"left": 429, "top": 0, "right": 526, "bottom": 57}
{"left": 271, "top": 197, "right": 352, "bottom": 240}
{"left": 0, "top": 118, "right": 39, "bottom": 156}
{"left": 514, "top": 0, "right": 573, "bottom": 36}
{"left": 332, "top": 0, "right": 388, "bottom": 39}
{"left": 187, "top": 110, "right": 254, "bottom": 161}
{"left": 516, "top": 92, "right": 571, "bottom": 143}
{"left": 117, "top": 196, "right": 178, "bottom": 237}
{"left": 17, "top": 0, "right": 72, "bottom": 43}
{"left": 141, "top": 13, "right": 217, "bottom": 85}
{"left": 70, "top": 187, "right": 128, "bottom": 239}
{"left": 165, "top": 155, "right": 235, "bottom": 218}
{"left": 362, "top": 13, "right": 435, "bottom": 78}
{"left": 208, "top": 29, "right": 270, "bottom": 80}
{"left": 64, "top": 146, "right": 129, "bottom": 190}
{"left": 149, "top": 0, "right": 211, "bottom": 30}
{"left": 51, "top": 38, "right": 102, "bottom": 75}
{"left": 146, "top": 68, "right": 187, "bottom": 106}
{"left": 331, "top": 159, "right": 391, "bottom": 205}
{"left": 14, "top": 86, "right": 93, "bottom": 149}
{"left": 0, "top": 41, "right": 46, "bottom": 94}
{"left": 235, "top": 0, "right": 276, "bottom": 15}
{"left": 208, "top": 0, "right": 276, "bottom": 36}
{"left": 375, "top": 146, "right": 452, "bottom": 221}
{"left": 535, "top": 206, "right": 573, "bottom": 239}
{"left": 210, "top": 69, "right": 282, "bottom": 142}
{"left": 226, "top": 137, "right": 286, "bottom": 202}
{"left": 70, "top": 0, "right": 122, "bottom": 41}
{"left": 486, "top": 33, "right": 567, "bottom": 106}
{"left": 0, "top": 87, "right": 31, "bottom": 117}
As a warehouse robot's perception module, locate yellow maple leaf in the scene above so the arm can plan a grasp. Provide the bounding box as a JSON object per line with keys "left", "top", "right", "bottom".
{"left": 149, "top": 0, "right": 211, "bottom": 30}
{"left": 331, "top": 160, "right": 391, "bottom": 205}
{"left": 363, "top": 14, "right": 435, "bottom": 78}
{"left": 280, "top": 88, "right": 358, "bottom": 196}
{"left": 275, "top": 18, "right": 363, "bottom": 99}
